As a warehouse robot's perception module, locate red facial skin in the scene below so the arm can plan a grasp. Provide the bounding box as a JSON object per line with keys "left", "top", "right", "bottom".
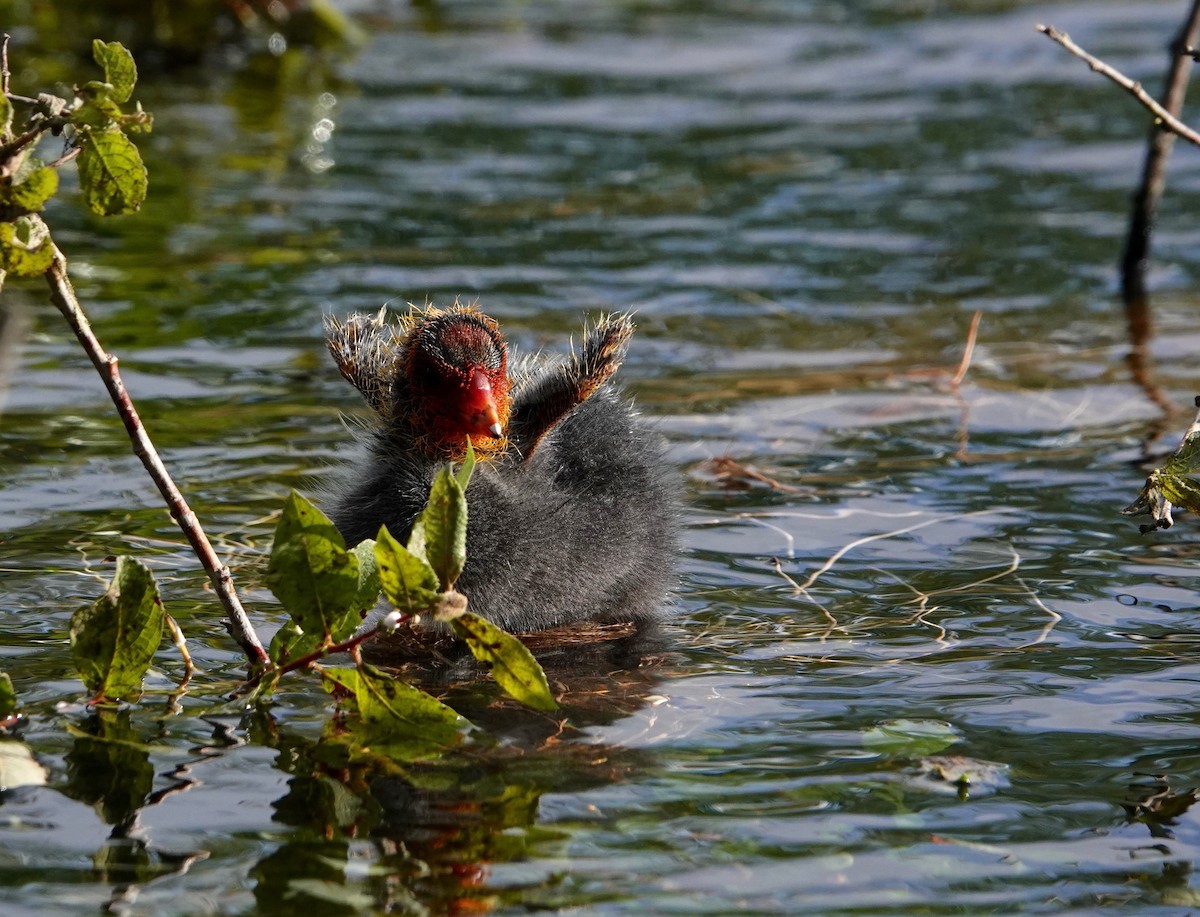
{"left": 400, "top": 307, "right": 512, "bottom": 460}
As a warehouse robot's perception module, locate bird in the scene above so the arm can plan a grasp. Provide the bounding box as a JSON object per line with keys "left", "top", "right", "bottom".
{"left": 324, "top": 302, "right": 678, "bottom": 636}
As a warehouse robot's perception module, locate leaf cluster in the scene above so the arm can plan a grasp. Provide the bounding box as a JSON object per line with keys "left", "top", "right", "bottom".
{"left": 1, "top": 39, "right": 151, "bottom": 291}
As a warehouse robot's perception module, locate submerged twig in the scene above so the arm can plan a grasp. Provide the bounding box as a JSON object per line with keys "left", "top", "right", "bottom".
{"left": 44, "top": 247, "right": 268, "bottom": 667}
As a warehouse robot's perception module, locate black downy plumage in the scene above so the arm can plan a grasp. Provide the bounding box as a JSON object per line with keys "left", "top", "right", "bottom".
{"left": 325, "top": 304, "right": 678, "bottom": 635}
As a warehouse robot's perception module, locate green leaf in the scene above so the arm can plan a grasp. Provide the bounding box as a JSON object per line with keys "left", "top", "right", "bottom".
{"left": 0, "top": 95, "right": 12, "bottom": 142}
{"left": 70, "top": 557, "right": 165, "bottom": 702}
{"left": 92, "top": 40, "right": 138, "bottom": 104}
{"left": 0, "top": 673, "right": 16, "bottom": 721}
{"left": 266, "top": 491, "right": 361, "bottom": 644}
{"left": 414, "top": 466, "right": 468, "bottom": 590}
{"left": 321, "top": 664, "right": 467, "bottom": 759}
{"left": 268, "top": 620, "right": 323, "bottom": 666}
{"left": 77, "top": 127, "right": 148, "bottom": 216}
{"left": 456, "top": 437, "right": 477, "bottom": 490}
{"left": 0, "top": 215, "right": 54, "bottom": 276}
{"left": 2, "top": 158, "right": 59, "bottom": 213}
{"left": 349, "top": 539, "right": 382, "bottom": 620}
{"left": 861, "top": 719, "right": 960, "bottom": 757}
{"left": 1124, "top": 403, "right": 1200, "bottom": 531}
{"left": 375, "top": 524, "right": 440, "bottom": 613}
{"left": 451, "top": 612, "right": 557, "bottom": 712}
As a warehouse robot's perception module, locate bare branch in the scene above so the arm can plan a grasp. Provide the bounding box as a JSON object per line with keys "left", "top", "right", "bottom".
{"left": 44, "top": 246, "right": 269, "bottom": 667}
{"left": 1036, "top": 23, "right": 1200, "bottom": 147}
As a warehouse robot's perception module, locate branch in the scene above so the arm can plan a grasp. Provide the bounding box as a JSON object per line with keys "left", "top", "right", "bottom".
{"left": 44, "top": 246, "right": 269, "bottom": 667}
{"left": 1036, "top": 23, "right": 1200, "bottom": 147}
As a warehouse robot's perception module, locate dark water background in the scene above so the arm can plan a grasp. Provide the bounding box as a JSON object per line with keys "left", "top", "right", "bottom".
{"left": 6, "top": 0, "right": 1200, "bottom": 913}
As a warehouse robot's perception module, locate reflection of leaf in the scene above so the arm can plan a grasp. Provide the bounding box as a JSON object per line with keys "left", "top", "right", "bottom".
{"left": 91, "top": 40, "right": 137, "bottom": 103}
{"left": 1124, "top": 398, "right": 1200, "bottom": 532}
{"left": 375, "top": 525, "right": 440, "bottom": 613}
{"left": 0, "top": 742, "right": 46, "bottom": 791}
{"left": 862, "top": 719, "right": 959, "bottom": 757}
{"left": 321, "top": 665, "right": 468, "bottom": 761}
{"left": 267, "top": 492, "right": 360, "bottom": 647}
{"left": 77, "top": 127, "right": 148, "bottom": 216}
{"left": 63, "top": 709, "right": 155, "bottom": 825}
{"left": 70, "top": 556, "right": 164, "bottom": 702}
{"left": 451, "top": 612, "right": 557, "bottom": 712}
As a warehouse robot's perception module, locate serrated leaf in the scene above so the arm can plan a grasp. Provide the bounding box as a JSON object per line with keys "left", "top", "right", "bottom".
{"left": 2, "top": 159, "right": 59, "bottom": 213}
{"left": 0, "top": 215, "right": 54, "bottom": 276}
{"left": 268, "top": 620, "right": 323, "bottom": 666}
{"left": 266, "top": 491, "right": 361, "bottom": 643}
{"left": 349, "top": 539, "right": 382, "bottom": 617}
{"left": 375, "top": 524, "right": 440, "bottom": 613}
{"left": 92, "top": 40, "right": 137, "bottom": 104}
{"left": 321, "top": 664, "right": 467, "bottom": 759}
{"left": 414, "top": 466, "right": 468, "bottom": 590}
{"left": 862, "top": 719, "right": 959, "bottom": 757}
{"left": 456, "top": 438, "right": 476, "bottom": 490}
{"left": 451, "top": 612, "right": 557, "bottom": 712}
{"left": 69, "top": 556, "right": 165, "bottom": 702}
{"left": 0, "top": 673, "right": 16, "bottom": 720}
{"left": 77, "top": 128, "right": 147, "bottom": 216}
{"left": 1124, "top": 404, "right": 1200, "bottom": 531}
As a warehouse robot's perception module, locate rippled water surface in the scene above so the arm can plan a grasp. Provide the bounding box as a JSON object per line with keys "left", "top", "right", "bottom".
{"left": 7, "top": 0, "right": 1200, "bottom": 913}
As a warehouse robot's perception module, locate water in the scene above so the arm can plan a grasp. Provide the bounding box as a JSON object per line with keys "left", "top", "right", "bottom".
{"left": 5, "top": 0, "right": 1200, "bottom": 912}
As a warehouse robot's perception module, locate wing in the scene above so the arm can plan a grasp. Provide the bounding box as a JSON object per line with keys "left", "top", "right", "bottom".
{"left": 507, "top": 313, "right": 634, "bottom": 460}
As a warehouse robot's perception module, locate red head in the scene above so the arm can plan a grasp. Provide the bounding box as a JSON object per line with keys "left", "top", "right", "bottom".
{"left": 399, "top": 306, "right": 512, "bottom": 459}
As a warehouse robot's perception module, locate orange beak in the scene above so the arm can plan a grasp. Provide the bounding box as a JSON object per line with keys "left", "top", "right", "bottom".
{"left": 463, "top": 368, "right": 504, "bottom": 439}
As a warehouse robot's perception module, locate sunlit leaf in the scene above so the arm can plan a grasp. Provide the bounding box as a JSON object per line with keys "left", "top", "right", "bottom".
{"left": 414, "top": 465, "right": 468, "bottom": 590}
{"left": 69, "top": 556, "right": 164, "bottom": 702}
{"left": 0, "top": 673, "right": 16, "bottom": 721}
{"left": 451, "top": 612, "right": 557, "bottom": 712}
{"left": 266, "top": 491, "right": 361, "bottom": 644}
{"left": 1124, "top": 398, "right": 1200, "bottom": 532}
{"left": 2, "top": 160, "right": 59, "bottom": 213}
{"left": 268, "top": 620, "right": 323, "bottom": 666}
{"left": 77, "top": 127, "right": 148, "bottom": 216}
{"left": 456, "top": 437, "right": 476, "bottom": 490}
{"left": 349, "top": 538, "right": 381, "bottom": 621}
{"left": 862, "top": 719, "right": 959, "bottom": 757}
{"left": 375, "top": 525, "right": 440, "bottom": 613}
{"left": 0, "top": 214, "right": 54, "bottom": 276}
{"left": 321, "top": 664, "right": 468, "bottom": 760}
{"left": 92, "top": 40, "right": 137, "bottom": 104}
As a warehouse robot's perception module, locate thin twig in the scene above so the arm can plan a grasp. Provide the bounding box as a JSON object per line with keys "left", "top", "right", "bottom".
{"left": 163, "top": 612, "right": 194, "bottom": 689}
{"left": 1036, "top": 24, "right": 1200, "bottom": 147}
{"left": 1, "top": 34, "right": 10, "bottom": 97}
{"left": 44, "top": 246, "right": 269, "bottom": 667}
{"left": 950, "top": 310, "right": 982, "bottom": 388}
{"left": 1121, "top": 1, "right": 1200, "bottom": 304}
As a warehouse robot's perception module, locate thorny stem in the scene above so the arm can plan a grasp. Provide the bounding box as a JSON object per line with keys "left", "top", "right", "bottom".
{"left": 44, "top": 246, "right": 270, "bottom": 667}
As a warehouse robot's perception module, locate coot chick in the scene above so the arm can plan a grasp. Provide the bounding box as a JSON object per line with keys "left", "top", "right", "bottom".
{"left": 325, "top": 303, "right": 678, "bottom": 634}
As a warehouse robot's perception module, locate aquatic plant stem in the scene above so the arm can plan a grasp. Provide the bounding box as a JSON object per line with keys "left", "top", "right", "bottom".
{"left": 44, "top": 246, "right": 269, "bottom": 667}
